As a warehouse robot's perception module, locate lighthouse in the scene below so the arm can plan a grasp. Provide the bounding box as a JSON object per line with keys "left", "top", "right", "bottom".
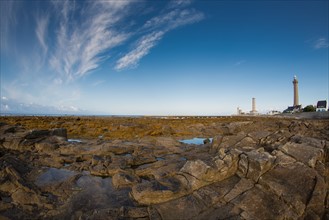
{"left": 293, "top": 75, "right": 299, "bottom": 107}
{"left": 250, "top": 97, "right": 258, "bottom": 115}
{"left": 284, "top": 75, "right": 302, "bottom": 113}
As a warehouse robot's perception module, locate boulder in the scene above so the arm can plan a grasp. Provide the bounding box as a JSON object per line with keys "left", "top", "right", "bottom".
{"left": 259, "top": 129, "right": 292, "bottom": 152}
{"left": 237, "top": 148, "right": 276, "bottom": 182}
{"left": 279, "top": 142, "right": 324, "bottom": 168}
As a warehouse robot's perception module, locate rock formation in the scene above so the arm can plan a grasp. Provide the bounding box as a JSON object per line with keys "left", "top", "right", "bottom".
{"left": 0, "top": 116, "right": 328, "bottom": 219}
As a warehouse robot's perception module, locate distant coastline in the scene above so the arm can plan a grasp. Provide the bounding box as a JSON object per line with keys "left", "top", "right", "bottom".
{"left": 1, "top": 111, "right": 328, "bottom": 120}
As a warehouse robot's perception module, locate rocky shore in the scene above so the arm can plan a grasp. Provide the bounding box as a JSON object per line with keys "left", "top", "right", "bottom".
{"left": 0, "top": 116, "right": 328, "bottom": 219}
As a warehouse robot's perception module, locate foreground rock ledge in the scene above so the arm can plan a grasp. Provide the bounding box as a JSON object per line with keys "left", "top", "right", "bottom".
{"left": 0, "top": 116, "right": 328, "bottom": 219}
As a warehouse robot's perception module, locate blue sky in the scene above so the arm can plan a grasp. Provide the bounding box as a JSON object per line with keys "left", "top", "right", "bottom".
{"left": 1, "top": 0, "right": 328, "bottom": 115}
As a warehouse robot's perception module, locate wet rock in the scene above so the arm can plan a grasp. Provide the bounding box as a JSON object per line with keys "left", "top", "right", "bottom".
{"left": 50, "top": 128, "right": 67, "bottom": 140}
{"left": 247, "top": 130, "right": 271, "bottom": 142}
{"left": 132, "top": 146, "right": 157, "bottom": 166}
{"left": 219, "top": 132, "right": 246, "bottom": 149}
{"left": 234, "top": 136, "right": 257, "bottom": 150}
{"left": 279, "top": 142, "right": 324, "bottom": 168}
{"left": 271, "top": 150, "right": 296, "bottom": 165}
{"left": 112, "top": 172, "right": 140, "bottom": 189}
{"left": 36, "top": 143, "right": 58, "bottom": 154}
{"left": 232, "top": 184, "right": 298, "bottom": 219}
{"left": 223, "top": 178, "right": 254, "bottom": 202}
{"left": 101, "top": 142, "right": 134, "bottom": 155}
{"left": 210, "top": 135, "right": 223, "bottom": 152}
{"left": 203, "top": 138, "right": 211, "bottom": 144}
{"left": 25, "top": 129, "right": 50, "bottom": 139}
{"left": 120, "top": 206, "right": 149, "bottom": 218}
{"left": 303, "top": 174, "right": 327, "bottom": 218}
{"left": 154, "top": 193, "right": 207, "bottom": 220}
{"left": 91, "top": 155, "right": 111, "bottom": 167}
{"left": 237, "top": 148, "right": 276, "bottom": 182}
{"left": 175, "top": 151, "right": 239, "bottom": 194}
{"left": 180, "top": 159, "right": 210, "bottom": 179}
{"left": 11, "top": 188, "right": 41, "bottom": 206}
{"left": 131, "top": 177, "right": 184, "bottom": 205}
{"left": 161, "top": 125, "right": 175, "bottom": 136}
{"left": 226, "top": 121, "right": 253, "bottom": 134}
{"left": 0, "top": 117, "right": 328, "bottom": 219}
{"left": 259, "top": 129, "right": 292, "bottom": 152}
{"left": 148, "top": 206, "right": 162, "bottom": 220}
{"left": 258, "top": 163, "right": 319, "bottom": 217}
{"left": 192, "top": 202, "right": 242, "bottom": 220}
{"left": 193, "top": 175, "right": 240, "bottom": 205}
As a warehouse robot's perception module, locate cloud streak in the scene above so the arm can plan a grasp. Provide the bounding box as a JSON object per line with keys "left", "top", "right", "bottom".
{"left": 115, "top": 6, "right": 204, "bottom": 70}
{"left": 313, "top": 38, "right": 329, "bottom": 49}
{"left": 30, "top": 0, "right": 204, "bottom": 79}
{"left": 35, "top": 14, "right": 49, "bottom": 55}
{"left": 48, "top": 0, "right": 130, "bottom": 82}
{"left": 116, "top": 31, "right": 164, "bottom": 70}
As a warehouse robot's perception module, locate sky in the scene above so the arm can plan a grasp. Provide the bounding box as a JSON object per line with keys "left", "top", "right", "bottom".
{"left": 1, "top": 0, "right": 328, "bottom": 115}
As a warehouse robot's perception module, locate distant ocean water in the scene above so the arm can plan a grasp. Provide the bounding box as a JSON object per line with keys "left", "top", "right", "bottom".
{"left": 0, "top": 112, "right": 144, "bottom": 118}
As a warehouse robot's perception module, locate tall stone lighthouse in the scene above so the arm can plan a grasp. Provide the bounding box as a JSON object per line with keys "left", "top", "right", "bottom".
{"left": 293, "top": 75, "right": 299, "bottom": 107}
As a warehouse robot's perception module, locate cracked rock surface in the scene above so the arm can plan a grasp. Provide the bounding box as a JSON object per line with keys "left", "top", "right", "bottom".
{"left": 0, "top": 116, "right": 328, "bottom": 219}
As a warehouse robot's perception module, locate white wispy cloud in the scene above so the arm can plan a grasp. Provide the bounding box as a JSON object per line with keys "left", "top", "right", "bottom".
{"left": 2, "top": 0, "right": 204, "bottom": 110}
{"left": 35, "top": 14, "right": 49, "bottom": 55}
{"left": 235, "top": 60, "right": 246, "bottom": 66}
{"left": 142, "top": 8, "right": 204, "bottom": 31}
{"left": 115, "top": 31, "right": 164, "bottom": 70}
{"left": 168, "top": 0, "right": 193, "bottom": 8}
{"left": 92, "top": 80, "right": 106, "bottom": 87}
{"left": 313, "top": 38, "right": 329, "bottom": 49}
{"left": 32, "top": 0, "right": 204, "bottom": 78}
{"left": 115, "top": 6, "right": 204, "bottom": 70}
{"left": 0, "top": 0, "right": 20, "bottom": 54}
{"left": 47, "top": 0, "right": 131, "bottom": 82}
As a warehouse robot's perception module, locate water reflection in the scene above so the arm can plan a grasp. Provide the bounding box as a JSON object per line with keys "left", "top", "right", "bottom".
{"left": 35, "top": 167, "right": 134, "bottom": 211}
{"left": 35, "top": 168, "right": 76, "bottom": 187}
{"left": 179, "top": 138, "right": 213, "bottom": 145}
{"left": 73, "top": 175, "right": 133, "bottom": 209}
{"left": 68, "top": 139, "right": 83, "bottom": 143}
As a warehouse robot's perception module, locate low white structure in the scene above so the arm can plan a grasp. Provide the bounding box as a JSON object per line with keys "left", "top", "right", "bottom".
{"left": 316, "top": 100, "right": 327, "bottom": 112}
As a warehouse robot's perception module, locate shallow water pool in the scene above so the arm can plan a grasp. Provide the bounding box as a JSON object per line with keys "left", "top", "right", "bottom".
{"left": 35, "top": 167, "right": 77, "bottom": 186}
{"left": 179, "top": 137, "right": 213, "bottom": 145}
{"left": 68, "top": 139, "right": 83, "bottom": 143}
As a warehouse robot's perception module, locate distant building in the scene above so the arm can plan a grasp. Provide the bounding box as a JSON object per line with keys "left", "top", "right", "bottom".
{"left": 249, "top": 98, "right": 258, "bottom": 115}
{"left": 284, "top": 75, "right": 302, "bottom": 113}
{"left": 283, "top": 105, "right": 301, "bottom": 113}
{"left": 292, "top": 75, "right": 299, "bottom": 107}
{"left": 237, "top": 107, "right": 242, "bottom": 115}
{"left": 267, "top": 110, "right": 281, "bottom": 115}
{"left": 316, "top": 100, "right": 327, "bottom": 112}
{"left": 236, "top": 107, "right": 245, "bottom": 115}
